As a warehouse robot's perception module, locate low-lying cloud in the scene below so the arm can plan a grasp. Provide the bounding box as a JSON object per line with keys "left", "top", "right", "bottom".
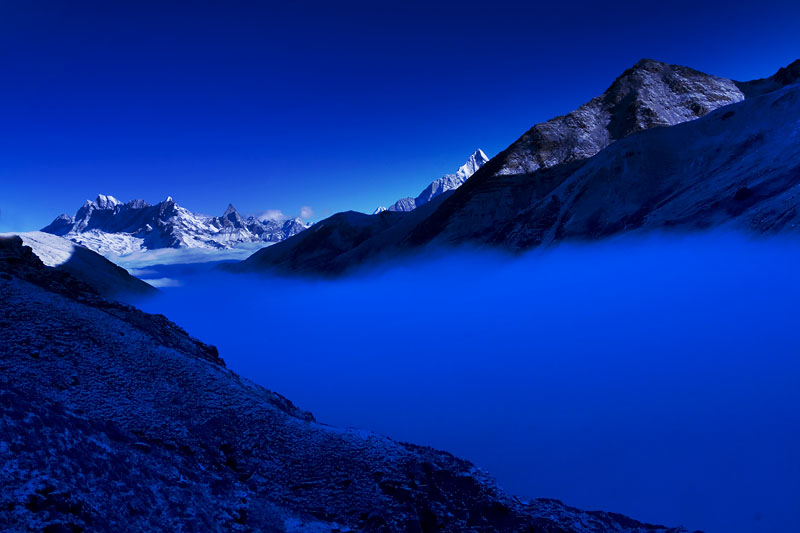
{"left": 137, "top": 232, "right": 800, "bottom": 533}
{"left": 255, "top": 209, "right": 288, "bottom": 222}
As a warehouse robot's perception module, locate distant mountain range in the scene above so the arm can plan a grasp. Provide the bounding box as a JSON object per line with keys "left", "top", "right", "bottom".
{"left": 374, "top": 149, "right": 489, "bottom": 213}
{"left": 42, "top": 195, "right": 310, "bottom": 256}
{"left": 232, "top": 58, "right": 800, "bottom": 276}
{"left": 41, "top": 149, "right": 490, "bottom": 259}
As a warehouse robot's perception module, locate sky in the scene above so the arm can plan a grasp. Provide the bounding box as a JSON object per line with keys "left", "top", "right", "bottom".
{"left": 1, "top": 0, "right": 799, "bottom": 231}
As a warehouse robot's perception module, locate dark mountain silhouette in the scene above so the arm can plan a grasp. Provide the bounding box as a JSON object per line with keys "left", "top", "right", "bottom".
{"left": 233, "top": 59, "right": 800, "bottom": 276}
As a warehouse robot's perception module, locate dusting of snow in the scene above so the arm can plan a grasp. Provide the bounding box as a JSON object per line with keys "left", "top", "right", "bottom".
{"left": 0, "top": 231, "right": 78, "bottom": 267}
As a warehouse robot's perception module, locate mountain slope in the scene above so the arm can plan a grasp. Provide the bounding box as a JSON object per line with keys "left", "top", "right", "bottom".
{"left": 408, "top": 80, "right": 800, "bottom": 248}
{"left": 43, "top": 195, "right": 310, "bottom": 256}
{"left": 236, "top": 59, "right": 800, "bottom": 276}
{"left": 382, "top": 149, "right": 489, "bottom": 213}
{"left": 0, "top": 231, "right": 156, "bottom": 298}
{"left": 490, "top": 59, "right": 744, "bottom": 177}
{"left": 0, "top": 237, "right": 686, "bottom": 532}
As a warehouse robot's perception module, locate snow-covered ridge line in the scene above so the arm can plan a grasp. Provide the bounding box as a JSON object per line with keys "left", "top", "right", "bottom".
{"left": 42, "top": 195, "right": 311, "bottom": 256}
{"left": 377, "top": 149, "right": 490, "bottom": 213}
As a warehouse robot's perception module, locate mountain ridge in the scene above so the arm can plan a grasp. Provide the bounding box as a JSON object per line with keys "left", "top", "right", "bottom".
{"left": 379, "top": 149, "right": 489, "bottom": 213}
{"left": 234, "top": 58, "right": 800, "bottom": 276}
{"left": 43, "top": 195, "right": 311, "bottom": 256}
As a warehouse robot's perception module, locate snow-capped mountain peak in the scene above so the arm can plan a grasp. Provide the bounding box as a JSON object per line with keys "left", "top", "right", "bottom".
{"left": 455, "top": 149, "right": 489, "bottom": 180}
{"left": 380, "top": 149, "right": 490, "bottom": 213}
{"left": 95, "top": 194, "right": 122, "bottom": 209}
{"left": 42, "top": 195, "right": 311, "bottom": 256}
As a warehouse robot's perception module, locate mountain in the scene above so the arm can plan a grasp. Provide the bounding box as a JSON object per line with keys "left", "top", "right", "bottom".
{"left": 42, "top": 195, "right": 311, "bottom": 256}
{"left": 382, "top": 149, "right": 489, "bottom": 213}
{"left": 0, "top": 236, "right": 687, "bottom": 532}
{"left": 233, "top": 59, "right": 800, "bottom": 276}
{"left": 491, "top": 59, "right": 744, "bottom": 177}
{"left": 0, "top": 231, "right": 156, "bottom": 298}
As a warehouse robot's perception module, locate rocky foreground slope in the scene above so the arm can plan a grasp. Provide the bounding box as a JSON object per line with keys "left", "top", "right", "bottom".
{"left": 0, "top": 236, "right": 689, "bottom": 532}
{"left": 233, "top": 59, "right": 800, "bottom": 276}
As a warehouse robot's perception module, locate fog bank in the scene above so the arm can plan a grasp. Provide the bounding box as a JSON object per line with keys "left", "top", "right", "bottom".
{"left": 139, "top": 233, "right": 800, "bottom": 533}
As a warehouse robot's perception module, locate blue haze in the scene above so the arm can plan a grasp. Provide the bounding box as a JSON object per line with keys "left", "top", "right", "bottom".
{"left": 138, "top": 234, "right": 800, "bottom": 533}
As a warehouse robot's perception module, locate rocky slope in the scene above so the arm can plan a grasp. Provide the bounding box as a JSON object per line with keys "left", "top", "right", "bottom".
{"left": 235, "top": 59, "right": 800, "bottom": 276}
{"left": 0, "top": 231, "right": 156, "bottom": 299}
{"left": 377, "top": 149, "right": 490, "bottom": 213}
{"left": 492, "top": 59, "right": 745, "bottom": 177}
{"left": 42, "top": 195, "right": 310, "bottom": 256}
{"left": 0, "top": 237, "right": 690, "bottom": 532}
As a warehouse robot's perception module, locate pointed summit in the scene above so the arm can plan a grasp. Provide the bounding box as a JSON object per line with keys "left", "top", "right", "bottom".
{"left": 456, "top": 149, "right": 490, "bottom": 179}
{"left": 219, "top": 203, "right": 246, "bottom": 229}
{"left": 383, "top": 149, "right": 490, "bottom": 213}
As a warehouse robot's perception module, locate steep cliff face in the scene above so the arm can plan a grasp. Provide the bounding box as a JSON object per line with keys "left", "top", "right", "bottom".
{"left": 0, "top": 239, "right": 688, "bottom": 532}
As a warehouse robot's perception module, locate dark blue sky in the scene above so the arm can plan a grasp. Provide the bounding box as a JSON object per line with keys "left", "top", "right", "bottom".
{"left": 1, "top": 0, "right": 799, "bottom": 231}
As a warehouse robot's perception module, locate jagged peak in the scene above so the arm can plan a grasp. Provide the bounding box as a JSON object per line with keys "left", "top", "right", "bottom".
{"left": 127, "top": 199, "right": 150, "bottom": 209}
{"left": 41, "top": 194, "right": 313, "bottom": 251}
{"left": 95, "top": 194, "right": 122, "bottom": 209}
{"left": 456, "top": 149, "right": 490, "bottom": 179}
{"left": 223, "top": 203, "right": 239, "bottom": 217}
